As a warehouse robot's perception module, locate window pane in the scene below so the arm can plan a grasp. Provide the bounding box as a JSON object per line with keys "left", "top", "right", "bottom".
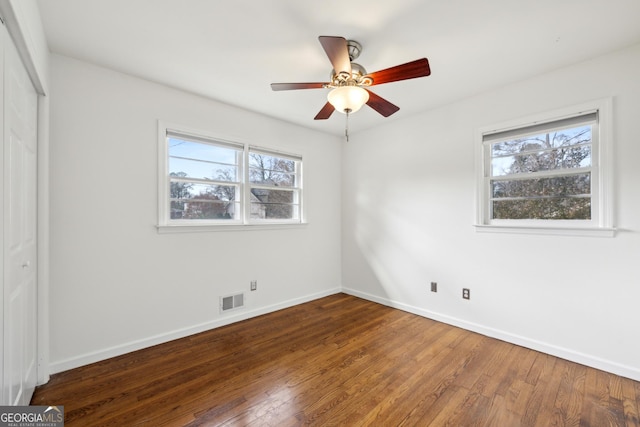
{"left": 170, "top": 181, "right": 238, "bottom": 220}
{"left": 249, "top": 169, "right": 296, "bottom": 186}
{"left": 169, "top": 138, "right": 239, "bottom": 181}
{"left": 170, "top": 182, "right": 237, "bottom": 201}
{"left": 250, "top": 203, "right": 299, "bottom": 220}
{"left": 491, "top": 173, "right": 590, "bottom": 198}
{"left": 492, "top": 197, "right": 591, "bottom": 220}
{"left": 248, "top": 153, "right": 297, "bottom": 187}
{"left": 249, "top": 188, "right": 299, "bottom": 220}
{"left": 491, "top": 124, "right": 592, "bottom": 177}
{"left": 171, "top": 200, "right": 239, "bottom": 220}
{"left": 491, "top": 125, "right": 592, "bottom": 156}
{"left": 492, "top": 145, "right": 591, "bottom": 176}
{"left": 170, "top": 158, "right": 237, "bottom": 182}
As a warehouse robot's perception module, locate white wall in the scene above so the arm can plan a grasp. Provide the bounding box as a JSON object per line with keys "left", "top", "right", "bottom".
{"left": 48, "top": 54, "right": 342, "bottom": 373}
{"left": 342, "top": 43, "right": 640, "bottom": 381}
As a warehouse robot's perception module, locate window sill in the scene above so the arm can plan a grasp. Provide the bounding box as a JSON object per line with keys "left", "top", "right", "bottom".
{"left": 157, "top": 222, "right": 308, "bottom": 234}
{"left": 473, "top": 224, "right": 615, "bottom": 237}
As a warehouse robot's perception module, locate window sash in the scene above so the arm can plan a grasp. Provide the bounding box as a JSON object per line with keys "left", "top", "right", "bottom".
{"left": 486, "top": 124, "right": 594, "bottom": 181}
{"left": 246, "top": 149, "right": 302, "bottom": 223}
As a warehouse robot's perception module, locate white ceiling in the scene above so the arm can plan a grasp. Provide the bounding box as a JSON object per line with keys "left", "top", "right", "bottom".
{"left": 37, "top": 0, "right": 640, "bottom": 137}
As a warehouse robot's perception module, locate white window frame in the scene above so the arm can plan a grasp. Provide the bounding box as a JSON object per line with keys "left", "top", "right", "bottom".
{"left": 157, "top": 122, "right": 305, "bottom": 232}
{"left": 474, "top": 99, "right": 614, "bottom": 237}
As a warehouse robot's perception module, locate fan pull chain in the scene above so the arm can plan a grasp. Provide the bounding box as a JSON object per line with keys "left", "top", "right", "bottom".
{"left": 345, "top": 108, "right": 351, "bottom": 142}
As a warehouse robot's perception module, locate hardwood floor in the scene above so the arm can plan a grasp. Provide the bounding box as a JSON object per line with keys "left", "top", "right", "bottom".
{"left": 32, "top": 293, "right": 640, "bottom": 426}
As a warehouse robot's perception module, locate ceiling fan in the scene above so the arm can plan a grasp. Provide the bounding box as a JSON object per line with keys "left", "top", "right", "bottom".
{"left": 271, "top": 36, "right": 431, "bottom": 121}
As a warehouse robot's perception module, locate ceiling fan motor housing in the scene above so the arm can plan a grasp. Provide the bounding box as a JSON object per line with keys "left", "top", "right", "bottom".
{"left": 330, "top": 62, "right": 370, "bottom": 86}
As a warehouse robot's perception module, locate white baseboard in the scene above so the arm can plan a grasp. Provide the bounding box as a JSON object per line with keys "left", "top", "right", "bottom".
{"left": 342, "top": 287, "right": 640, "bottom": 382}
{"left": 49, "top": 288, "right": 341, "bottom": 374}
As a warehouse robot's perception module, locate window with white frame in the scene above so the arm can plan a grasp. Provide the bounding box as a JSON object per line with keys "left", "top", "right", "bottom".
{"left": 476, "top": 100, "right": 613, "bottom": 236}
{"left": 159, "top": 124, "right": 303, "bottom": 228}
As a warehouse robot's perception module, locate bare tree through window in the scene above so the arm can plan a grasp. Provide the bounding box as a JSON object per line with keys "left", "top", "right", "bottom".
{"left": 489, "top": 125, "right": 592, "bottom": 220}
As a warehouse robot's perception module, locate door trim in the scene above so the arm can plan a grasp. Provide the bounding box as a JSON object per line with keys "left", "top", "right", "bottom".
{"left": 0, "top": 1, "right": 50, "bottom": 386}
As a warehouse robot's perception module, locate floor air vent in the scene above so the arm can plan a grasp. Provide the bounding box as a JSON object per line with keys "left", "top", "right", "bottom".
{"left": 220, "top": 293, "right": 244, "bottom": 313}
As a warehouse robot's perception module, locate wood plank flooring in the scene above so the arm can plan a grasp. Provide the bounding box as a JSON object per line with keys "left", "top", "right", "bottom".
{"left": 31, "top": 293, "right": 640, "bottom": 426}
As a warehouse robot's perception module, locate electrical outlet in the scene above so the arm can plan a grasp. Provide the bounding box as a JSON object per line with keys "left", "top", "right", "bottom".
{"left": 462, "top": 288, "right": 470, "bottom": 300}
{"left": 250, "top": 280, "right": 257, "bottom": 291}
{"left": 430, "top": 282, "right": 437, "bottom": 292}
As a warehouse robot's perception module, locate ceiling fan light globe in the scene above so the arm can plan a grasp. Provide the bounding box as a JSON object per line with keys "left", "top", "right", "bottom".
{"left": 327, "top": 86, "right": 369, "bottom": 114}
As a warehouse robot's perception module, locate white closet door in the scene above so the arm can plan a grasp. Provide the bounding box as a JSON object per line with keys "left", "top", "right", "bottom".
{"left": 1, "top": 21, "right": 38, "bottom": 406}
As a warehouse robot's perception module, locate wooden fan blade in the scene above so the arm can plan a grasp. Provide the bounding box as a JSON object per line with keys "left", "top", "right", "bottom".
{"left": 271, "top": 82, "right": 327, "bottom": 91}
{"left": 365, "top": 90, "right": 400, "bottom": 117}
{"left": 318, "top": 36, "right": 351, "bottom": 75}
{"left": 367, "top": 58, "right": 431, "bottom": 86}
{"left": 314, "top": 102, "right": 335, "bottom": 120}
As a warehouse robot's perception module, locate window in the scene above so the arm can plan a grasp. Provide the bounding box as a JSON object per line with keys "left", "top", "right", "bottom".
{"left": 475, "top": 100, "right": 614, "bottom": 236}
{"left": 158, "top": 123, "right": 303, "bottom": 229}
